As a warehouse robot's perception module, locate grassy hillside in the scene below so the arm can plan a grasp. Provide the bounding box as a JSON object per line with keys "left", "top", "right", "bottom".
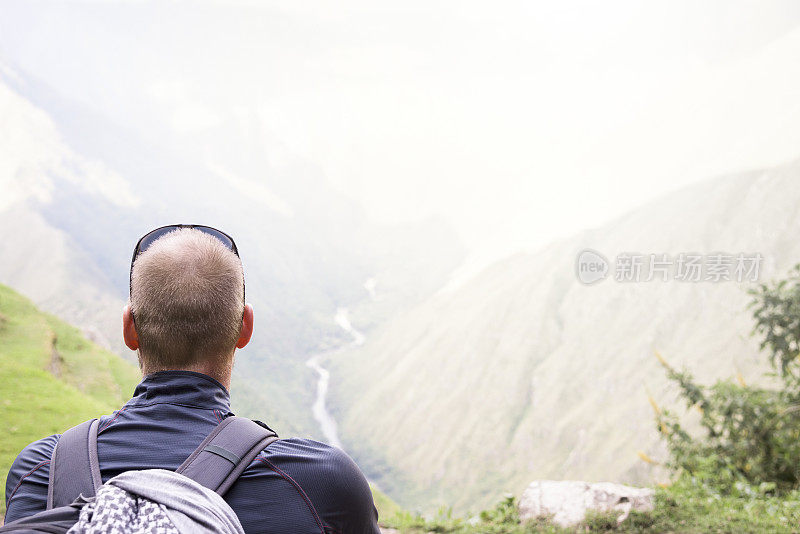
{"left": 0, "top": 283, "right": 141, "bottom": 516}
{"left": 329, "top": 158, "right": 800, "bottom": 512}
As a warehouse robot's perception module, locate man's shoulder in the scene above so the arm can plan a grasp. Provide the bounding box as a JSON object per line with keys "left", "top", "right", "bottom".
{"left": 260, "top": 437, "right": 360, "bottom": 475}
{"left": 256, "top": 437, "right": 374, "bottom": 501}
{"left": 9, "top": 434, "right": 59, "bottom": 473}
{"left": 250, "top": 437, "right": 378, "bottom": 529}
{"left": 5, "top": 434, "right": 58, "bottom": 505}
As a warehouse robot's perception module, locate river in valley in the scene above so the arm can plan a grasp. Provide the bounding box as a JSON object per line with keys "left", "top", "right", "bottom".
{"left": 306, "top": 307, "right": 365, "bottom": 449}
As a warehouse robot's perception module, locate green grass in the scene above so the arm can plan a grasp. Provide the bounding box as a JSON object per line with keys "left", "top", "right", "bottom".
{"left": 0, "top": 284, "right": 140, "bottom": 517}
{"left": 378, "top": 481, "right": 800, "bottom": 533}
{"left": 372, "top": 483, "right": 404, "bottom": 521}
{"left": 619, "top": 480, "right": 800, "bottom": 534}
{"left": 379, "top": 494, "right": 569, "bottom": 533}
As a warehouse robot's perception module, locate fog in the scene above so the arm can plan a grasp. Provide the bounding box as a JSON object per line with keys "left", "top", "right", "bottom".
{"left": 2, "top": 0, "right": 800, "bottom": 265}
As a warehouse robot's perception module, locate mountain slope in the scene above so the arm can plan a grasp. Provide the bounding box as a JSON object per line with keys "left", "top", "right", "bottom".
{"left": 329, "top": 158, "right": 800, "bottom": 512}
{"left": 0, "top": 62, "right": 464, "bottom": 440}
{"left": 0, "top": 283, "right": 141, "bottom": 516}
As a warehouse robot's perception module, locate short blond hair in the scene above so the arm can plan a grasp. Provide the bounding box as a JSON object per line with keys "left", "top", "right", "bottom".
{"left": 130, "top": 228, "right": 244, "bottom": 369}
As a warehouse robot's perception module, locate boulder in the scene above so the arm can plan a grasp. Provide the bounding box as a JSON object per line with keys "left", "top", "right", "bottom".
{"left": 518, "top": 480, "right": 655, "bottom": 527}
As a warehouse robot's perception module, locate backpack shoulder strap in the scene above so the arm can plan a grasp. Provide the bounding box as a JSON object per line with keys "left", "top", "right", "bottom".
{"left": 176, "top": 416, "right": 279, "bottom": 496}
{"left": 47, "top": 419, "right": 102, "bottom": 509}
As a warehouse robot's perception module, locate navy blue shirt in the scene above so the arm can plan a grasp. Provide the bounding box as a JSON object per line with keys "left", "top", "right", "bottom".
{"left": 4, "top": 371, "right": 380, "bottom": 533}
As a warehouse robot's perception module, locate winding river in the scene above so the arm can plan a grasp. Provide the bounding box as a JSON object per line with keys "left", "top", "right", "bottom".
{"left": 306, "top": 308, "right": 365, "bottom": 449}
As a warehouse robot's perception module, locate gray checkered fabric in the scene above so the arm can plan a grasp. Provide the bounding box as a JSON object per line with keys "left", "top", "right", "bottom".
{"left": 68, "top": 484, "right": 177, "bottom": 534}
{"left": 67, "top": 470, "right": 244, "bottom": 534}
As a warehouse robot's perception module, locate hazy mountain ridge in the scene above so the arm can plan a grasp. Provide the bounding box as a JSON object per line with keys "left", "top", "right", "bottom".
{"left": 0, "top": 62, "right": 465, "bottom": 439}
{"left": 329, "top": 159, "right": 800, "bottom": 512}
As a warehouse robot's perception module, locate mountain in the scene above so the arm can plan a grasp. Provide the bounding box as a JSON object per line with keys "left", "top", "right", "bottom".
{"left": 328, "top": 158, "right": 800, "bottom": 512}
{"left": 0, "top": 61, "right": 464, "bottom": 439}
{"left": 0, "top": 283, "right": 140, "bottom": 517}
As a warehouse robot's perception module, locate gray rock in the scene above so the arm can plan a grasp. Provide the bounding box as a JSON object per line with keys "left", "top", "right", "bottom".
{"left": 518, "top": 480, "right": 655, "bottom": 527}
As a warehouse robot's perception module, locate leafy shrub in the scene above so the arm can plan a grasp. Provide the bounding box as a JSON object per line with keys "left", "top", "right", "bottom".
{"left": 655, "top": 265, "right": 800, "bottom": 492}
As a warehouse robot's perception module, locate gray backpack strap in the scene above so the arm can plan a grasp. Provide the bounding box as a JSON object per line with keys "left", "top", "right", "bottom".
{"left": 47, "top": 419, "right": 102, "bottom": 509}
{"left": 176, "top": 416, "right": 278, "bottom": 496}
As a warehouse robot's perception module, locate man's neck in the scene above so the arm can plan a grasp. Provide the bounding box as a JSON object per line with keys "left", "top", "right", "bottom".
{"left": 140, "top": 356, "right": 234, "bottom": 390}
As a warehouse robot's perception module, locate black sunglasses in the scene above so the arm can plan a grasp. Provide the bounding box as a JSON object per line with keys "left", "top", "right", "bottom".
{"left": 129, "top": 224, "right": 245, "bottom": 304}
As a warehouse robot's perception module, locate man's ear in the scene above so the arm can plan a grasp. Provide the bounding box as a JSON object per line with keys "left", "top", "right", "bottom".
{"left": 236, "top": 303, "right": 254, "bottom": 349}
{"left": 123, "top": 304, "right": 139, "bottom": 351}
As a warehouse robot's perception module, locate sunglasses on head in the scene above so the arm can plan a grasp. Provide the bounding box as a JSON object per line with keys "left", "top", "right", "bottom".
{"left": 129, "top": 224, "right": 244, "bottom": 302}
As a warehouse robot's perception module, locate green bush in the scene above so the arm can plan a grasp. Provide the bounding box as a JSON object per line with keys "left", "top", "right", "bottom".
{"left": 655, "top": 265, "right": 800, "bottom": 492}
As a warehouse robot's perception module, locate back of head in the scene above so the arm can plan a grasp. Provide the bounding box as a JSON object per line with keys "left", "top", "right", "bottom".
{"left": 130, "top": 228, "right": 244, "bottom": 370}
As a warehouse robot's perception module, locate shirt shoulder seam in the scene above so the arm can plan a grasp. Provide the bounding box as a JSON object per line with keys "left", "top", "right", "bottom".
{"left": 6, "top": 459, "right": 50, "bottom": 506}
{"left": 255, "top": 456, "right": 326, "bottom": 534}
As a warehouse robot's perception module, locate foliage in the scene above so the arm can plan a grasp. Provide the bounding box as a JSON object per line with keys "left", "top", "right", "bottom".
{"left": 655, "top": 265, "right": 800, "bottom": 492}
{"left": 750, "top": 265, "right": 800, "bottom": 386}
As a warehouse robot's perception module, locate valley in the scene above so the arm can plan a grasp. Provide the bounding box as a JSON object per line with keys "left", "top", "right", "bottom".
{"left": 329, "top": 159, "right": 800, "bottom": 512}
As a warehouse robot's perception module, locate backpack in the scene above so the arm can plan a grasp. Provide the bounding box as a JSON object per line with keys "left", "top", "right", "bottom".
{"left": 1, "top": 416, "right": 279, "bottom": 533}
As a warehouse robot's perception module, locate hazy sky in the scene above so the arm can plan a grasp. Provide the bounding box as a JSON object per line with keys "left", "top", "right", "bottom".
{"left": 2, "top": 0, "right": 800, "bottom": 262}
